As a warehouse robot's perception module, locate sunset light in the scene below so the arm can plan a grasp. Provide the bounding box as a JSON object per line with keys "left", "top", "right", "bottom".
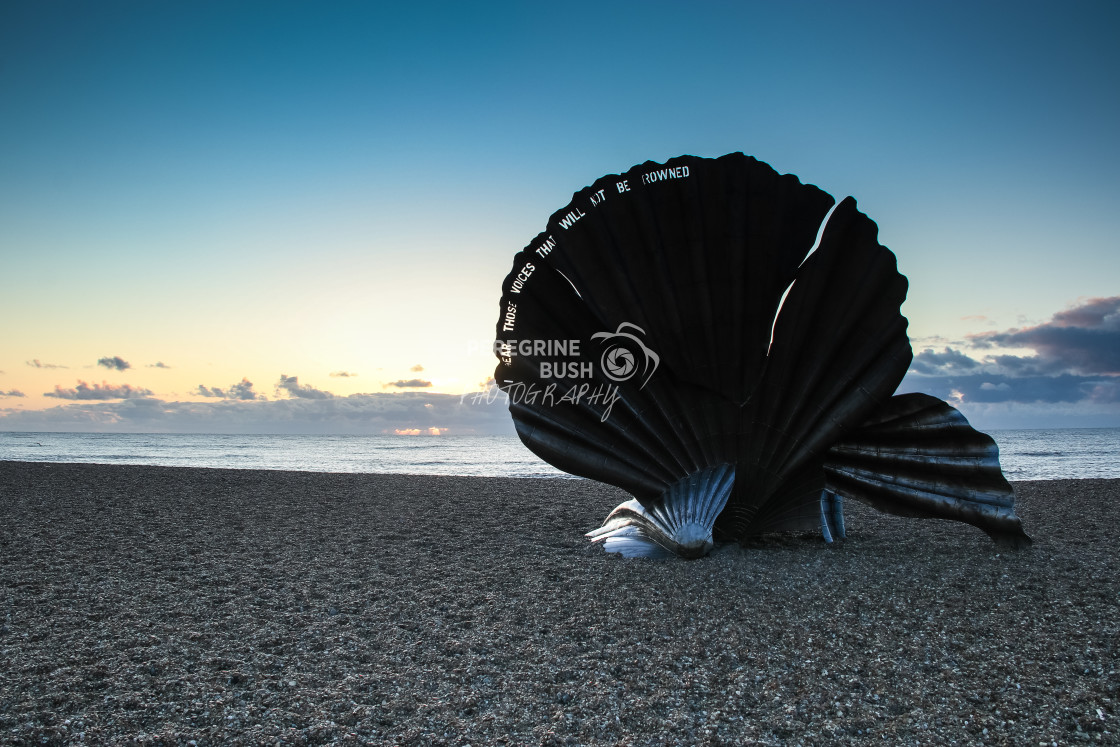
{"left": 1, "top": 2, "right": 1117, "bottom": 436}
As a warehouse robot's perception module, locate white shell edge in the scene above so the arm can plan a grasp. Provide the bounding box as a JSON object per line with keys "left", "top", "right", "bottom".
{"left": 586, "top": 464, "right": 736, "bottom": 559}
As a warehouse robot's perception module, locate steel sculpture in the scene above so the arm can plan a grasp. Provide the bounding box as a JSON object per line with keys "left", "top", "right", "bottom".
{"left": 494, "top": 153, "right": 1030, "bottom": 558}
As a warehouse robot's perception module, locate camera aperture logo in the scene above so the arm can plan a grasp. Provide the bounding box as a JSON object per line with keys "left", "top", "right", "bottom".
{"left": 591, "top": 323, "right": 659, "bottom": 388}
{"left": 487, "top": 322, "right": 659, "bottom": 421}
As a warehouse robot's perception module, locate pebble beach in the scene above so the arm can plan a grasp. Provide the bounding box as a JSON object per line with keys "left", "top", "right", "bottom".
{"left": 1, "top": 461, "right": 1116, "bottom": 745}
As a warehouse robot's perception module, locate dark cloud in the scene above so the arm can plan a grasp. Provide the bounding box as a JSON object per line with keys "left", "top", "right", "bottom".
{"left": 1050, "top": 296, "right": 1120, "bottom": 328}
{"left": 44, "top": 381, "right": 154, "bottom": 400}
{"left": 1, "top": 390, "right": 26, "bottom": 398}
{"left": 330, "top": 371, "right": 358, "bottom": 377}
{"left": 194, "top": 378, "right": 265, "bottom": 401}
{"left": 900, "top": 372, "right": 1116, "bottom": 405}
{"left": 386, "top": 379, "right": 432, "bottom": 389}
{"left": 410, "top": 364, "right": 425, "bottom": 372}
{"left": 1085, "top": 380, "right": 1120, "bottom": 403}
{"left": 148, "top": 361, "right": 171, "bottom": 369}
{"left": 276, "top": 374, "right": 334, "bottom": 400}
{"left": 903, "top": 298, "right": 1120, "bottom": 411}
{"left": 97, "top": 356, "right": 131, "bottom": 371}
{"left": 909, "top": 347, "right": 980, "bottom": 375}
{"left": 984, "top": 354, "right": 1044, "bottom": 375}
{"left": 27, "top": 359, "right": 66, "bottom": 369}
{"left": 969, "top": 296, "right": 1120, "bottom": 375}
{"left": 0, "top": 391, "right": 516, "bottom": 435}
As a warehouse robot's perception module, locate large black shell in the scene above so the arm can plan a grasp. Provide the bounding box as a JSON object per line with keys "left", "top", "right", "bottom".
{"left": 495, "top": 154, "right": 1029, "bottom": 557}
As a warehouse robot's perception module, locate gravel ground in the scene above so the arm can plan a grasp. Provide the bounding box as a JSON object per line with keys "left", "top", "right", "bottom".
{"left": 0, "top": 461, "right": 1117, "bottom": 746}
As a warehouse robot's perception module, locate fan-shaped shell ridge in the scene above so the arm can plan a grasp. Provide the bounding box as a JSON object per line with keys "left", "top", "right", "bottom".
{"left": 721, "top": 195, "right": 914, "bottom": 537}
{"left": 586, "top": 463, "right": 735, "bottom": 559}
{"left": 535, "top": 154, "right": 836, "bottom": 406}
{"left": 498, "top": 154, "right": 835, "bottom": 464}
{"left": 824, "top": 393, "right": 1030, "bottom": 547}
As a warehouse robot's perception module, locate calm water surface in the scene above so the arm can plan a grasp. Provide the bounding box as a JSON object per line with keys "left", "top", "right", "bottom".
{"left": 1, "top": 429, "right": 1117, "bottom": 481}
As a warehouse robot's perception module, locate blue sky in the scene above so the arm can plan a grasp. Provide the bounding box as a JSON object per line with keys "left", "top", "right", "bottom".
{"left": 1, "top": 0, "right": 1118, "bottom": 433}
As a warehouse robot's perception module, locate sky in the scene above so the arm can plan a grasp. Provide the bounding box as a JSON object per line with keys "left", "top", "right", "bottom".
{"left": 1, "top": 0, "right": 1118, "bottom": 434}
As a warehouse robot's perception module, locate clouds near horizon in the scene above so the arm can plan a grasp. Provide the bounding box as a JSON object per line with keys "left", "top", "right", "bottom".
{"left": 901, "top": 297, "right": 1120, "bottom": 413}
{"left": 7, "top": 297, "right": 1117, "bottom": 432}
{"left": 44, "top": 381, "right": 154, "bottom": 400}
{"left": 967, "top": 296, "right": 1120, "bottom": 376}
{"left": 195, "top": 378, "right": 265, "bottom": 401}
{"left": 0, "top": 391, "right": 515, "bottom": 435}
{"left": 907, "top": 347, "right": 980, "bottom": 375}
{"left": 386, "top": 378, "right": 433, "bottom": 389}
{"left": 276, "top": 375, "right": 334, "bottom": 400}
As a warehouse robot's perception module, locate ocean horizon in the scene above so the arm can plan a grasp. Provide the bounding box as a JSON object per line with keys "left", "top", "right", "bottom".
{"left": 1, "top": 428, "right": 1118, "bottom": 481}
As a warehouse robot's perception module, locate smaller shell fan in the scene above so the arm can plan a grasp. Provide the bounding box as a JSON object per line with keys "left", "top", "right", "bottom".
{"left": 825, "top": 393, "right": 1029, "bottom": 548}
{"left": 494, "top": 153, "right": 1030, "bottom": 558}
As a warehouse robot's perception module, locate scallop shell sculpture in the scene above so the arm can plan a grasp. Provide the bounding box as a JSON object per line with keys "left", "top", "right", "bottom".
{"left": 494, "top": 153, "right": 1030, "bottom": 558}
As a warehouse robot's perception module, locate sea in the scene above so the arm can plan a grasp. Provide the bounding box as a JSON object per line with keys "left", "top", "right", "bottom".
{"left": 0, "top": 429, "right": 1118, "bottom": 481}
